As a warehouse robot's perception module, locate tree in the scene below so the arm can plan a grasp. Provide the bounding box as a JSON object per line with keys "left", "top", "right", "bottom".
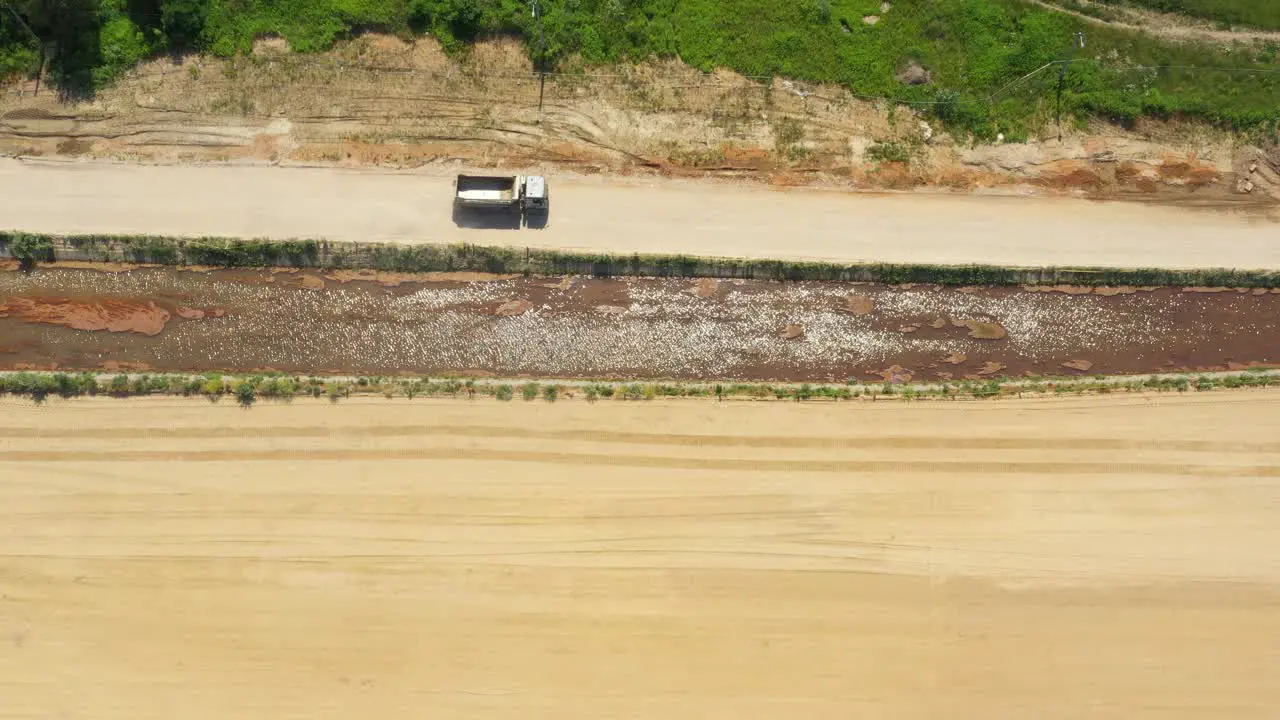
{"left": 8, "top": 233, "right": 54, "bottom": 270}
{"left": 160, "top": 0, "right": 209, "bottom": 50}
{"left": 408, "top": 0, "right": 483, "bottom": 50}
{"left": 14, "top": 0, "right": 100, "bottom": 95}
{"left": 233, "top": 379, "right": 257, "bottom": 407}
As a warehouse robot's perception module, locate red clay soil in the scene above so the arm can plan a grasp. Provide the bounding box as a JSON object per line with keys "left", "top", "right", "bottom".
{"left": 0, "top": 297, "right": 171, "bottom": 336}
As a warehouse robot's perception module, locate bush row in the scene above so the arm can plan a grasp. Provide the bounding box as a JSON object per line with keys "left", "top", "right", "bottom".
{"left": 5, "top": 231, "right": 1280, "bottom": 288}
{"left": 2, "top": 370, "right": 1277, "bottom": 405}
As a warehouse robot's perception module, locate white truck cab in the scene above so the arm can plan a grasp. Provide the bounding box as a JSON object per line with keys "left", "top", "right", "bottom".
{"left": 522, "top": 175, "right": 549, "bottom": 212}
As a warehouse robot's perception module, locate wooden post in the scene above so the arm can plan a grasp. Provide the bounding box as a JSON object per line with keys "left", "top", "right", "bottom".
{"left": 1056, "top": 60, "right": 1067, "bottom": 143}
{"left": 33, "top": 46, "right": 46, "bottom": 96}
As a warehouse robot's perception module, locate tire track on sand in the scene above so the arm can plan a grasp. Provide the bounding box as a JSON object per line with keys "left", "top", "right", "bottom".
{"left": 3, "top": 424, "right": 1280, "bottom": 454}
{"left": 4, "top": 447, "right": 1280, "bottom": 476}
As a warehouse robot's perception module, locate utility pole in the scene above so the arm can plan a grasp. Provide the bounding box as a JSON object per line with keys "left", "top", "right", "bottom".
{"left": 532, "top": 0, "right": 546, "bottom": 113}
{"left": 2, "top": 1, "right": 45, "bottom": 95}
{"left": 1056, "top": 32, "right": 1086, "bottom": 143}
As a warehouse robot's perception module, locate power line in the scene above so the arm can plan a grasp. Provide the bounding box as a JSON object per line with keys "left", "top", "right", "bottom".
{"left": 1, "top": 1, "right": 41, "bottom": 46}
{"left": 532, "top": 0, "right": 546, "bottom": 112}
{"left": 1, "top": 1, "right": 48, "bottom": 96}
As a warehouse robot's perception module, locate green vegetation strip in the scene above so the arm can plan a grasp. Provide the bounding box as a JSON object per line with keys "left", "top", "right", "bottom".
{"left": 4, "top": 231, "right": 1280, "bottom": 287}
{"left": 3, "top": 0, "right": 1280, "bottom": 139}
{"left": 2, "top": 369, "right": 1278, "bottom": 406}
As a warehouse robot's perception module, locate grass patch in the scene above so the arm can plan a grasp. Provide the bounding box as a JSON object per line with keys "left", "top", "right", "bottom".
{"left": 865, "top": 140, "right": 913, "bottom": 163}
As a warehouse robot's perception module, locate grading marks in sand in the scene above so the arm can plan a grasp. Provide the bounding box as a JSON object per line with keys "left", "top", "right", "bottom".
{"left": 1, "top": 395, "right": 1279, "bottom": 719}
{"left": 2, "top": 267, "right": 1278, "bottom": 380}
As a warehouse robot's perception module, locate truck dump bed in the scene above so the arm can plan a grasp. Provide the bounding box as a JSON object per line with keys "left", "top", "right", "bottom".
{"left": 455, "top": 175, "right": 519, "bottom": 206}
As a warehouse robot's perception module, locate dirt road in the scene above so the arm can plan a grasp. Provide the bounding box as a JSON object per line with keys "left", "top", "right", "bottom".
{"left": 2, "top": 394, "right": 1279, "bottom": 718}
{"left": 1028, "top": 0, "right": 1280, "bottom": 43}
{"left": 3, "top": 158, "right": 1279, "bottom": 269}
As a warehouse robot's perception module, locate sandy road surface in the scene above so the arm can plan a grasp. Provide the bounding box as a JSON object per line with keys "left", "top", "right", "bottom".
{"left": 3, "top": 158, "right": 1279, "bottom": 269}
{"left": 3, "top": 394, "right": 1280, "bottom": 719}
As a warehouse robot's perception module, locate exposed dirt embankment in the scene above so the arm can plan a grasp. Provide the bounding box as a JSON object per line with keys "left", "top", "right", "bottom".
{"left": 1, "top": 35, "right": 1275, "bottom": 205}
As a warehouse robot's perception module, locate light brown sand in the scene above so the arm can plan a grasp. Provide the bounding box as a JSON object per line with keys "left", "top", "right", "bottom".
{"left": 2, "top": 393, "right": 1279, "bottom": 718}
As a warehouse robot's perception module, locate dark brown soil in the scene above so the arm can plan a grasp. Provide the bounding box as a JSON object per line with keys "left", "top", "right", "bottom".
{"left": 1, "top": 267, "right": 1278, "bottom": 381}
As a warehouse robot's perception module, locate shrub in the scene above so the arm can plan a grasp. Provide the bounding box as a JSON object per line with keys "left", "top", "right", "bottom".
{"left": 865, "top": 141, "right": 911, "bottom": 164}
{"left": 4, "top": 372, "right": 57, "bottom": 402}
{"left": 162, "top": 0, "right": 212, "bottom": 49}
{"left": 95, "top": 12, "right": 152, "bottom": 87}
{"left": 202, "top": 377, "right": 225, "bottom": 398}
{"left": 521, "top": 382, "right": 540, "bottom": 401}
{"left": 166, "top": 376, "right": 190, "bottom": 395}
{"left": 495, "top": 384, "right": 514, "bottom": 401}
{"left": 6, "top": 233, "right": 55, "bottom": 269}
{"left": 233, "top": 379, "right": 257, "bottom": 406}
{"left": 109, "top": 374, "right": 131, "bottom": 397}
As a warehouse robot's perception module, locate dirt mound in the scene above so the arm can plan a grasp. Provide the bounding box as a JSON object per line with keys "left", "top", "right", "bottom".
{"left": 895, "top": 60, "right": 931, "bottom": 86}
{"left": 844, "top": 294, "right": 876, "bottom": 316}
{"left": 0, "top": 297, "right": 171, "bottom": 335}
{"left": 291, "top": 275, "right": 327, "bottom": 290}
{"left": 495, "top": 299, "right": 534, "bottom": 316}
{"left": 976, "top": 361, "right": 1006, "bottom": 376}
{"left": 953, "top": 319, "right": 1008, "bottom": 340}
{"left": 779, "top": 323, "right": 806, "bottom": 340}
{"left": 877, "top": 365, "right": 913, "bottom": 383}
{"left": 101, "top": 360, "right": 153, "bottom": 371}
{"left": 693, "top": 279, "right": 719, "bottom": 298}
{"left": 1, "top": 107, "right": 59, "bottom": 120}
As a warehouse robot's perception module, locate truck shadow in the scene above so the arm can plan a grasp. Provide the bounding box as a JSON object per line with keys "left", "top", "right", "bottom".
{"left": 525, "top": 210, "right": 550, "bottom": 230}
{"left": 452, "top": 205, "right": 522, "bottom": 230}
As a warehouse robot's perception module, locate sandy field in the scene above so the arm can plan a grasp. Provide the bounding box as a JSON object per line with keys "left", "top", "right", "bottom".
{"left": 2, "top": 393, "right": 1279, "bottom": 719}
{"left": 3, "top": 158, "right": 1280, "bottom": 269}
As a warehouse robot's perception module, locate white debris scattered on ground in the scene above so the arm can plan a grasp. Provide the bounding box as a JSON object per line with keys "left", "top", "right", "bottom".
{"left": 0, "top": 271, "right": 1212, "bottom": 380}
